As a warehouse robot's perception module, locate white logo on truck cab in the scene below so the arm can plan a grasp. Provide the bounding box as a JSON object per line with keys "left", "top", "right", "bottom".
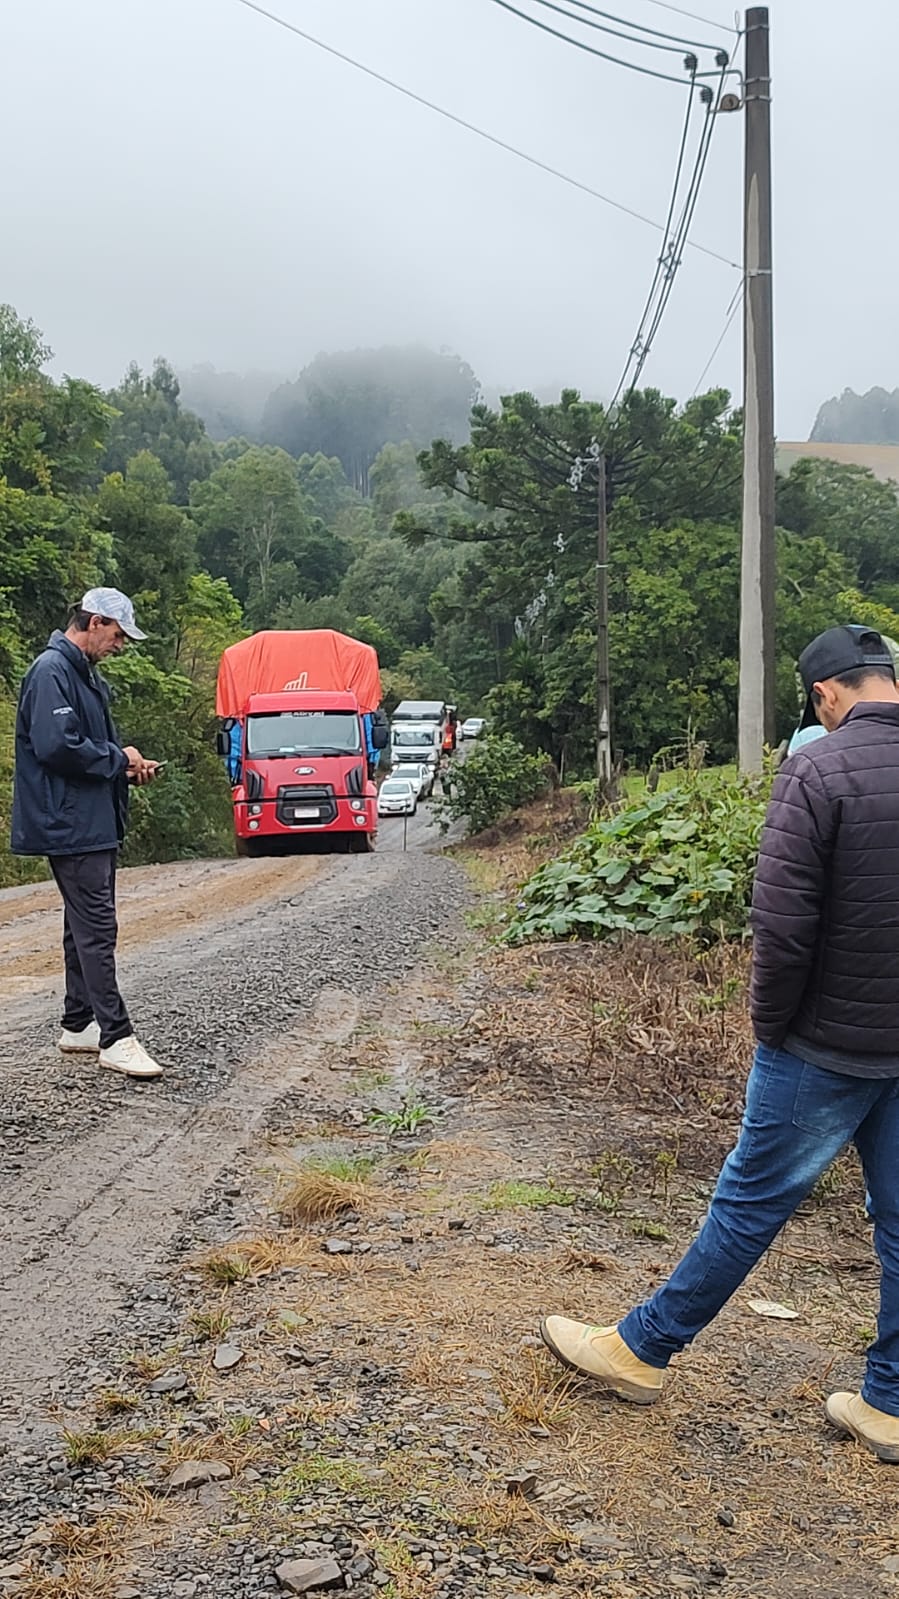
{"left": 283, "top": 674, "right": 309, "bottom": 691}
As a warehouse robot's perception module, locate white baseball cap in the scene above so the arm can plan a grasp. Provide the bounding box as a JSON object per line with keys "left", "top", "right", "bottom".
{"left": 80, "top": 587, "right": 147, "bottom": 641}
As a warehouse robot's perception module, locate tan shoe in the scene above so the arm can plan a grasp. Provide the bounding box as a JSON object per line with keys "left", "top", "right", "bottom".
{"left": 826, "top": 1391, "right": 899, "bottom": 1463}
{"left": 540, "top": 1315, "right": 664, "bottom": 1405}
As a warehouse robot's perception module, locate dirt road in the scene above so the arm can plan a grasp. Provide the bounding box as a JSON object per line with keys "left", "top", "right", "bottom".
{"left": 0, "top": 800, "right": 462, "bottom": 1420}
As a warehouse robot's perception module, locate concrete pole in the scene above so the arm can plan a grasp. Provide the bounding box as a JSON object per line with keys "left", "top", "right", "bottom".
{"left": 738, "top": 6, "right": 775, "bottom": 771}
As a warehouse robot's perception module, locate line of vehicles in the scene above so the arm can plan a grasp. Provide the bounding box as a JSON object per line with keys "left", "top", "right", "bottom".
{"left": 214, "top": 629, "right": 486, "bottom": 853}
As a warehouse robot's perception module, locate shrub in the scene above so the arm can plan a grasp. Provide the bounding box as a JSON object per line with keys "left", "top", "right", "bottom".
{"left": 506, "top": 769, "right": 770, "bottom": 944}
{"left": 434, "top": 733, "right": 551, "bottom": 835}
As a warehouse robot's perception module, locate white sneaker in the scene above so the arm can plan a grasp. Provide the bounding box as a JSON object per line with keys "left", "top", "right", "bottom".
{"left": 59, "top": 1022, "right": 101, "bottom": 1054}
{"left": 99, "top": 1036, "right": 163, "bottom": 1079}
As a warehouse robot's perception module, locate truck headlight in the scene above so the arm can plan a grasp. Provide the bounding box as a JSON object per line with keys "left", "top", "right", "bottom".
{"left": 249, "top": 803, "right": 262, "bottom": 816}
{"left": 248, "top": 819, "right": 260, "bottom": 831}
{"left": 350, "top": 799, "right": 364, "bottom": 811}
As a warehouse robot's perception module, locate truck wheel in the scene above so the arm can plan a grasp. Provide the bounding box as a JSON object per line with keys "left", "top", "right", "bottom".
{"left": 349, "top": 832, "right": 374, "bottom": 854}
{"left": 236, "top": 836, "right": 263, "bottom": 858}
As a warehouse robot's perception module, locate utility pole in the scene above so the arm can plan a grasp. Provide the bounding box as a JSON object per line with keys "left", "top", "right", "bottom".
{"left": 595, "top": 451, "right": 613, "bottom": 797}
{"left": 738, "top": 5, "right": 775, "bottom": 772}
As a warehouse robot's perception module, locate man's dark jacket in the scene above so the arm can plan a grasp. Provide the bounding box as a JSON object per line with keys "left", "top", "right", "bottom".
{"left": 751, "top": 701, "right": 899, "bottom": 1055}
{"left": 11, "top": 632, "right": 129, "bottom": 857}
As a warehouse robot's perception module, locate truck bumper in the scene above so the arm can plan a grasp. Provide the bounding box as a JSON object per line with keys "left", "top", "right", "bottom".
{"left": 235, "top": 796, "right": 377, "bottom": 843}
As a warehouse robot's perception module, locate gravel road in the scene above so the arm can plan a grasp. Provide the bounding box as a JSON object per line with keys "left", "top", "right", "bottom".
{"left": 0, "top": 801, "right": 468, "bottom": 1418}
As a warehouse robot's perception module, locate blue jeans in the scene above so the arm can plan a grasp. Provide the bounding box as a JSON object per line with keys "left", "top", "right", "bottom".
{"left": 619, "top": 1045, "right": 899, "bottom": 1416}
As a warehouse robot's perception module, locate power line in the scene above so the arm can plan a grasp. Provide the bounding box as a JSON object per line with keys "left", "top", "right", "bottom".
{"left": 557, "top": 0, "right": 724, "bottom": 53}
{"left": 691, "top": 278, "right": 744, "bottom": 395}
{"left": 233, "top": 0, "right": 740, "bottom": 269}
{"left": 489, "top": 0, "right": 706, "bottom": 84}
{"left": 608, "top": 61, "right": 699, "bottom": 409}
{"left": 611, "top": 58, "right": 728, "bottom": 406}
{"left": 640, "top": 0, "right": 738, "bottom": 33}
{"left": 522, "top": 0, "right": 704, "bottom": 55}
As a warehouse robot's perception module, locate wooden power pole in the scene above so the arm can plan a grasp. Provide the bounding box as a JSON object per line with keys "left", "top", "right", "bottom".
{"left": 738, "top": 5, "right": 775, "bottom": 772}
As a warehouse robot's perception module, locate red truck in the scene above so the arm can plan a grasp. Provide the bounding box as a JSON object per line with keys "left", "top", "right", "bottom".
{"left": 215, "top": 630, "right": 388, "bottom": 855}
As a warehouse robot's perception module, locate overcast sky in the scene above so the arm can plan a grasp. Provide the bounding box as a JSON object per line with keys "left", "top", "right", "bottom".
{"left": 2, "top": 0, "right": 896, "bottom": 438}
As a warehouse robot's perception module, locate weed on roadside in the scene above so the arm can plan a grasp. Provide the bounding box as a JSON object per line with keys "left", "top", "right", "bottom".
{"left": 200, "top": 1251, "right": 251, "bottom": 1286}
{"left": 368, "top": 1099, "right": 435, "bottom": 1136}
{"left": 94, "top": 1390, "right": 140, "bottom": 1418}
{"left": 61, "top": 1429, "right": 128, "bottom": 1467}
{"left": 15, "top": 1557, "right": 121, "bottom": 1599}
{"left": 499, "top": 1351, "right": 576, "bottom": 1433}
{"left": 484, "top": 1179, "right": 575, "bottom": 1210}
{"left": 279, "top": 1169, "right": 370, "bottom": 1225}
{"left": 189, "top": 1305, "right": 232, "bottom": 1343}
{"left": 630, "top": 1218, "right": 672, "bottom": 1241}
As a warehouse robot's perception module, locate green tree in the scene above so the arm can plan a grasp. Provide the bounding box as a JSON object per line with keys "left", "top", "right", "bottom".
{"left": 261, "top": 346, "right": 479, "bottom": 493}
{"left": 103, "top": 359, "right": 216, "bottom": 502}
{"left": 191, "top": 446, "right": 350, "bottom": 627}
{"left": 777, "top": 456, "right": 899, "bottom": 589}
{"left": 95, "top": 452, "right": 196, "bottom": 643}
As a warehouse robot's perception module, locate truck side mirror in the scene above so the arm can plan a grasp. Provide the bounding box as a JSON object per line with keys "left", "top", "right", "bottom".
{"left": 372, "top": 723, "right": 389, "bottom": 751}
{"left": 216, "top": 729, "right": 231, "bottom": 758}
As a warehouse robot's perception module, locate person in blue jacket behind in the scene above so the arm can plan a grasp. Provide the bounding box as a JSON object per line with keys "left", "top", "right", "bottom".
{"left": 11, "top": 589, "right": 165, "bottom": 1080}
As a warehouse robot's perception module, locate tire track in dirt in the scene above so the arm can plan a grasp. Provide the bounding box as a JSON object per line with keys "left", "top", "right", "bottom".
{"left": 0, "top": 986, "right": 360, "bottom": 1415}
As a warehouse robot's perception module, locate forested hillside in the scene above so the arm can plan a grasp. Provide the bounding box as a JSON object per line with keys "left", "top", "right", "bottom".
{"left": 4, "top": 299, "right": 899, "bottom": 885}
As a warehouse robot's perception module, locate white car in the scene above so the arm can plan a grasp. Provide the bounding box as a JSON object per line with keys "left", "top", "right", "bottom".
{"left": 377, "top": 777, "right": 417, "bottom": 817}
{"left": 460, "top": 717, "right": 487, "bottom": 740}
{"left": 399, "top": 762, "right": 434, "bottom": 799}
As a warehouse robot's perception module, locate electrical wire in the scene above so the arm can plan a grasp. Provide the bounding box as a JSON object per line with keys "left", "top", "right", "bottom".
{"left": 522, "top": 0, "right": 704, "bottom": 55}
{"left": 554, "top": 0, "right": 723, "bottom": 53}
{"left": 691, "top": 277, "right": 745, "bottom": 394}
{"left": 639, "top": 0, "right": 738, "bottom": 35}
{"left": 488, "top": 0, "right": 707, "bottom": 84}
{"left": 610, "top": 54, "right": 729, "bottom": 406}
{"left": 233, "top": 0, "right": 740, "bottom": 269}
{"left": 607, "top": 60, "right": 698, "bottom": 409}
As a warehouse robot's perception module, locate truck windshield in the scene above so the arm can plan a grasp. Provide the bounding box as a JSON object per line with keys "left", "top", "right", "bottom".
{"left": 393, "top": 729, "right": 434, "bottom": 747}
{"left": 247, "top": 711, "right": 361, "bottom": 757}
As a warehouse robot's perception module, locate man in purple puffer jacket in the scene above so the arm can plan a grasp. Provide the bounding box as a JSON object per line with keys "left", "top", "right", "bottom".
{"left": 540, "top": 625, "right": 899, "bottom": 1461}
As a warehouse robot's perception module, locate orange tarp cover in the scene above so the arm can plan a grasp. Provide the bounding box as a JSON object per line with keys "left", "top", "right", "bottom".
{"left": 216, "top": 630, "right": 382, "bottom": 717}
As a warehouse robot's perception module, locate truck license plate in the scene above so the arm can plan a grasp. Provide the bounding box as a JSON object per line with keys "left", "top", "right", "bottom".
{"left": 294, "top": 806, "right": 319, "bottom": 819}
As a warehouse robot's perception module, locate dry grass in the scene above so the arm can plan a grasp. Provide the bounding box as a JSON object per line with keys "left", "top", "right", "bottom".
{"left": 189, "top": 1304, "right": 232, "bottom": 1342}
{"left": 16, "top": 1559, "right": 122, "bottom": 1599}
{"left": 165, "top": 1422, "right": 264, "bottom": 1473}
{"left": 198, "top": 1233, "right": 313, "bottom": 1283}
{"left": 127, "top": 1349, "right": 170, "bottom": 1382}
{"left": 498, "top": 1350, "right": 577, "bottom": 1433}
{"left": 278, "top": 1168, "right": 371, "bottom": 1225}
{"left": 94, "top": 1389, "right": 140, "bottom": 1418}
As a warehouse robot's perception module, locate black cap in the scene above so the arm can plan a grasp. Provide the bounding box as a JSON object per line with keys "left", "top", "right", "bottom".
{"left": 798, "top": 624, "right": 895, "bottom": 728}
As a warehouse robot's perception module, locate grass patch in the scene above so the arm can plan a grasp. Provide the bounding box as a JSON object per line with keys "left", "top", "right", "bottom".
{"left": 61, "top": 1430, "right": 119, "bottom": 1467}
{"left": 199, "top": 1235, "right": 311, "bottom": 1282}
{"left": 201, "top": 1251, "right": 251, "bottom": 1286}
{"left": 189, "top": 1305, "right": 232, "bottom": 1343}
{"left": 16, "top": 1558, "right": 121, "bottom": 1599}
{"left": 630, "top": 1218, "right": 672, "bottom": 1241}
{"left": 499, "top": 1351, "right": 576, "bottom": 1432}
{"left": 94, "top": 1390, "right": 140, "bottom": 1418}
{"left": 483, "top": 1179, "right": 576, "bottom": 1211}
{"left": 279, "top": 1170, "right": 369, "bottom": 1225}
{"left": 307, "top": 1153, "right": 379, "bottom": 1182}
{"left": 368, "top": 1098, "right": 435, "bottom": 1136}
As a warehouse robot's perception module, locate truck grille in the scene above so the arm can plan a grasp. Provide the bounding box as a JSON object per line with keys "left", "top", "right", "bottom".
{"left": 276, "top": 784, "right": 338, "bottom": 827}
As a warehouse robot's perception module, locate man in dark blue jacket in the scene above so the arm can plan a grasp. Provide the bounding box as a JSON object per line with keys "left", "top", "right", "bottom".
{"left": 539, "top": 625, "right": 899, "bottom": 1463}
{"left": 12, "top": 589, "right": 163, "bottom": 1080}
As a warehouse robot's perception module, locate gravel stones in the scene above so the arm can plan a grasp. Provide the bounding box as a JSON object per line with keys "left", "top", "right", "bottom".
{"left": 146, "top": 1370, "right": 188, "bottom": 1395}
{"left": 275, "top": 1556, "right": 345, "bottom": 1593}
{"left": 212, "top": 1342, "right": 245, "bottom": 1371}
{"left": 167, "top": 1459, "right": 232, "bottom": 1491}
